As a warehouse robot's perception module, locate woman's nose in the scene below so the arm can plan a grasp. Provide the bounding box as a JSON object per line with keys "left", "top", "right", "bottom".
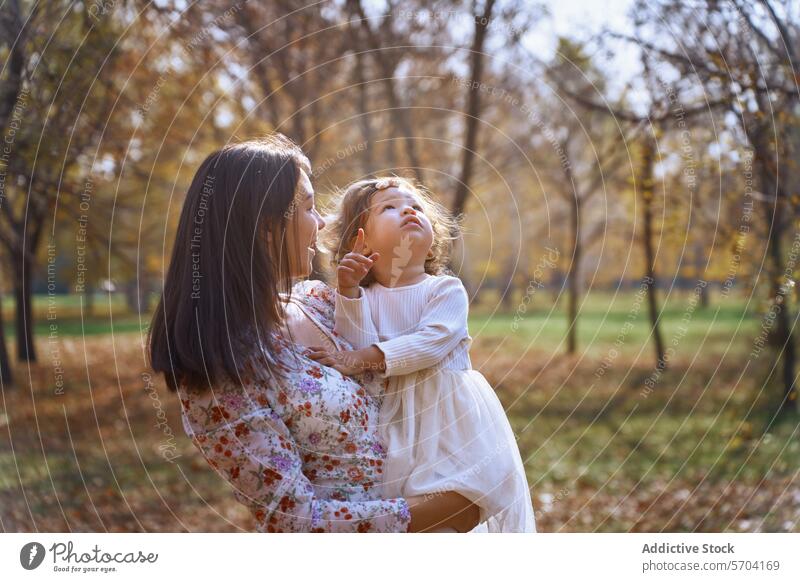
{"left": 402, "top": 206, "right": 416, "bottom": 215}
{"left": 316, "top": 212, "right": 326, "bottom": 230}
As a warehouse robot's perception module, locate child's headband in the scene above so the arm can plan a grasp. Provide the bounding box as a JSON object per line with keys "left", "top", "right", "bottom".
{"left": 373, "top": 177, "right": 401, "bottom": 191}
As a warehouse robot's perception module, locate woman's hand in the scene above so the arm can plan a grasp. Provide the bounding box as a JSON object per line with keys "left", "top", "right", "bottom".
{"left": 337, "top": 228, "right": 379, "bottom": 299}
{"left": 405, "top": 492, "right": 481, "bottom": 533}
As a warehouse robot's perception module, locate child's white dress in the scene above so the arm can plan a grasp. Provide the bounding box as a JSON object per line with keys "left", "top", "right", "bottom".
{"left": 335, "top": 274, "right": 536, "bottom": 532}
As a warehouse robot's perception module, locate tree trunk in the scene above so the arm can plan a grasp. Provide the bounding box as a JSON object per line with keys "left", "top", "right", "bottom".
{"left": 499, "top": 260, "right": 517, "bottom": 312}
{"left": 451, "top": 0, "right": 496, "bottom": 219}
{"left": 0, "top": 0, "right": 26, "bottom": 132}
{"left": 125, "top": 253, "right": 148, "bottom": 316}
{"left": 350, "top": 0, "right": 423, "bottom": 182}
{"left": 698, "top": 283, "right": 709, "bottom": 309}
{"left": 83, "top": 283, "right": 94, "bottom": 318}
{"left": 640, "top": 136, "right": 665, "bottom": 366}
{"left": 233, "top": 5, "right": 285, "bottom": 129}
{"left": 756, "top": 153, "right": 797, "bottom": 415}
{"left": 551, "top": 268, "right": 563, "bottom": 305}
{"left": 352, "top": 46, "right": 375, "bottom": 174}
{"left": 13, "top": 251, "right": 36, "bottom": 362}
{"left": 694, "top": 240, "right": 709, "bottom": 309}
{"left": 766, "top": 221, "right": 797, "bottom": 415}
{"left": 124, "top": 283, "right": 139, "bottom": 316}
{"left": 380, "top": 72, "right": 422, "bottom": 181}
{"left": 0, "top": 290, "right": 12, "bottom": 384}
{"left": 566, "top": 191, "right": 581, "bottom": 355}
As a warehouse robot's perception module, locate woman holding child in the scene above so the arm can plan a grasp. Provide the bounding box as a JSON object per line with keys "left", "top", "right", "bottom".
{"left": 148, "top": 134, "right": 534, "bottom": 532}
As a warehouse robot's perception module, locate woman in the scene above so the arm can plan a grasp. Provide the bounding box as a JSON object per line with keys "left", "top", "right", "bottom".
{"left": 148, "top": 134, "right": 480, "bottom": 532}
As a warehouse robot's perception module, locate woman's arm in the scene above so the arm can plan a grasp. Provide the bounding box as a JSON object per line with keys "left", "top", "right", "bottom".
{"left": 185, "top": 405, "right": 410, "bottom": 533}
{"left": 406, "top": 493, "right": 481, "bottom": 533}
{"left": 185, "top": 402, "right": 478, "bottom": 532}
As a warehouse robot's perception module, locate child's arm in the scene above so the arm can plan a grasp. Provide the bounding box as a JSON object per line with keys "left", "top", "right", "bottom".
{"left": 320, "top": 277, "right": 469, "bottom": 378}
{"left": 373, "top": 276, "right": 470, "bottom": 377}
{"left": 335, "top": 286, "right": 382, "bottom": 349}
{"left": 306, "top": 344, "right": 386, "bottom": 376}
{"left": 334, "top": 228, "right": 381, "bottom": 349}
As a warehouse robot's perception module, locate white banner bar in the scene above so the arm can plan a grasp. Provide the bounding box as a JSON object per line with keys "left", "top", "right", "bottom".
{"left": 1, "top": 533, "right": 797, "bottom": 581}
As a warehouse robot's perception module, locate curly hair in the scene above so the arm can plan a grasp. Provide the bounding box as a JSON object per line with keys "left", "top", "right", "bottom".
{"left": 322, "top": 176, "right": 459, "bottom": 286}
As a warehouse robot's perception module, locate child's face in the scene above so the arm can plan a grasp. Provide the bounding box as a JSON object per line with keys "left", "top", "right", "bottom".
{"left": 363, "top": 186, "right": 434, "bottom": 265}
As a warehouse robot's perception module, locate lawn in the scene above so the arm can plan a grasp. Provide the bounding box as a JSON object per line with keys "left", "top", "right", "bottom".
{"left": 0, "top": 289, "right": 798, "bottom": 532}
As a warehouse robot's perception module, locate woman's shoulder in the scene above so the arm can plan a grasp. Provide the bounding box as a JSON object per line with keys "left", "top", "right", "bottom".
{"left": 292, "top": 278, "right": 334, "bottom": 298}
{"left": 291, "top": 279, "right": 336, "bottom": 318}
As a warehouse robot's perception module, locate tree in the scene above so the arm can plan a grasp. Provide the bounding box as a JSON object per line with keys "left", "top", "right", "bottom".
{"left": 546, "top": 38, "right": 639, "bottom": 355}
{"left": 451, "top": 0, "right": 497, "bottom": 219}
{"left": 349, "top": 0, "right": 425, "bottom": 181}
{"left": 0, "top": 1, "right": 126, "bottom": 363}
{"left": 628, "top": 0, "right": 800, "bottom": 411}
{"left": 0, "top": 0, "right": 31, "bottom": 381}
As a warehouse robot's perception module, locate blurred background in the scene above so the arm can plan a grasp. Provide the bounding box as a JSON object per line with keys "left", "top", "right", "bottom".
{"left": 0, "top": 0, "right": 798, "bottom": 532}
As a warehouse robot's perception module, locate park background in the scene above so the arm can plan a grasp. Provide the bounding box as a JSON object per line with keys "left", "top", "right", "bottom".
{"left": 0, "top": 0, "right": 799, "bottom": 532}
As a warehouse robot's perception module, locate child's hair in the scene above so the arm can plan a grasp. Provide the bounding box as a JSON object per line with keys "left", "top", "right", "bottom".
{"left": 323, "top": 176, "right": 458, "bottom": 286}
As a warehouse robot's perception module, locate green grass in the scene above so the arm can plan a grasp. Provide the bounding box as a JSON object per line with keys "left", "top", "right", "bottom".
{"left": 1, "top": 292, "right": 132, "bottom": 316}
{"left": 470, "top": 290, "right": 760, "bottom": 357}
{"left": 2, "top": 293, "right": 150, "bottom": 337}
{"left": 1, "top": 290, "right": 760, "bottom": 343}
{"left": 1, "top": 287, "right": 797, "bottom": 532}
{"left": 4, "top": 316, "right": 148, "bottom": 338}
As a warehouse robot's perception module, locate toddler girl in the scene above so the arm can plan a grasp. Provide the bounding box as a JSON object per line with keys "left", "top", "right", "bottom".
{"left": 316, "top": 177, "right": 535, "bottom": 532}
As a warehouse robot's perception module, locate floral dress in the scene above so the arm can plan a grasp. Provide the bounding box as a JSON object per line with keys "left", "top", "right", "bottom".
{"left": 177, "top": 280, "right": 411, "bottom": 532}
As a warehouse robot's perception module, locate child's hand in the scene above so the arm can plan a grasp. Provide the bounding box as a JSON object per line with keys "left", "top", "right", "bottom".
{"left": 337, "top": 228, "right": 379, "bottom": 298}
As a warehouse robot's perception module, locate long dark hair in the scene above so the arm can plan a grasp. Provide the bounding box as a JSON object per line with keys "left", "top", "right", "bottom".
{"left": 149, "top": 134, "right": 309, "bottom": 391}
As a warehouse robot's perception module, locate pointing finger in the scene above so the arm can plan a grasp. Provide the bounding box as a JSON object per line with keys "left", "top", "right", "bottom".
{"left": 344, "top": 253, "right": 375, "bottom": 267}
